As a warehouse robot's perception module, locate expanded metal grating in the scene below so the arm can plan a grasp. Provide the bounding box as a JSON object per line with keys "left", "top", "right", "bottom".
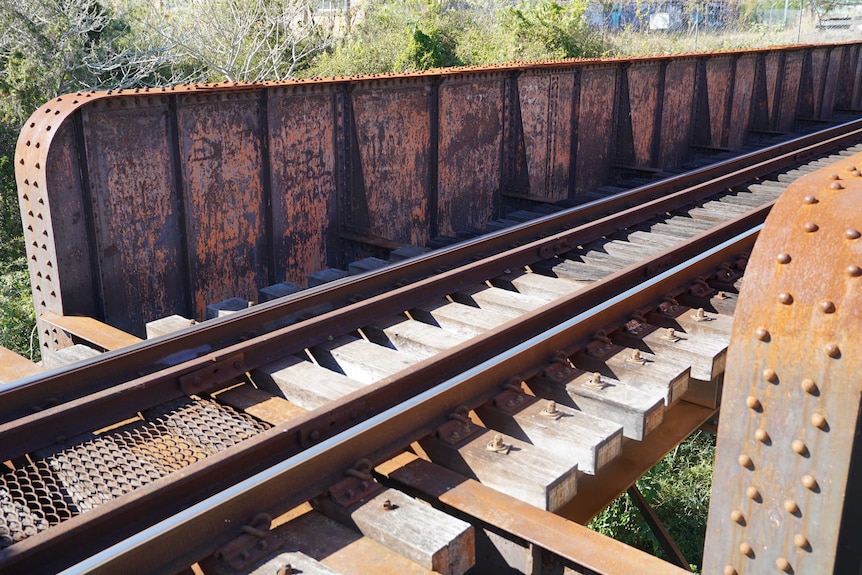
{"left": 0, "top": 397, "right": 270, "bottom": 550}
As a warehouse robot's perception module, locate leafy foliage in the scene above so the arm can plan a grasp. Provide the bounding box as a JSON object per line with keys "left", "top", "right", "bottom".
{"left": 0, "top": 257, "right": 36, "bottom": 359}
{"left": 589, "top": 431, "right": 716, "bottom": 572}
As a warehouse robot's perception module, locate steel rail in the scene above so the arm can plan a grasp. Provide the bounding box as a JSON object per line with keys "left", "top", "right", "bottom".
{"left": 0, "top": 209, "right": 760, "bottom": 574}
{"left": 2, "top": 119, "right": 860, "bottom": 424}
{"left": 54, "top": 227, "right": 759, "bottom": 575}
{"left": 2, "top": 120, "right": 861, "bottom": 427}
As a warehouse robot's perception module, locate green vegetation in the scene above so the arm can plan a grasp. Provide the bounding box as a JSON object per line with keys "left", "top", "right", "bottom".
{"left": 589, "top": 431, "right": 716, "bottom": 572}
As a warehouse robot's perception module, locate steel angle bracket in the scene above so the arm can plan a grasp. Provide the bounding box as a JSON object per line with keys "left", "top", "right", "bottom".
{"left": 703, "top": 155, "right": 862, "bottom": 574}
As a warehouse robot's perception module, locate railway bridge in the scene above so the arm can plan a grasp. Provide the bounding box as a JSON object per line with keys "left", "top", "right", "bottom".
{"left": 2, "top": 41, "right": 862, "bottom": 574}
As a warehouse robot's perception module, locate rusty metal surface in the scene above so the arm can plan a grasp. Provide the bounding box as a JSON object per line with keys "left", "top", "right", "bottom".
{"left": 0, "top": 211, "right": 759, "bottom": 573}
{"left": 704, "top": 152, "right": 862, "bottom": 574}
{"left": 14, "top": 44, "right": 862, "bottom": 352}
{"left": 5, "top": 118, "right": 862, "bottom": 434}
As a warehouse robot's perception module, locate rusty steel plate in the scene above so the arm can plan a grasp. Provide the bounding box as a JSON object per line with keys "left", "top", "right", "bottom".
{"left": 704, "top": 152, "right": 862, "bottom": 574}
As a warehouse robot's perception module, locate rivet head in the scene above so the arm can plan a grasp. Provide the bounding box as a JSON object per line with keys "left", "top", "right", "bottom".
{"left": 738, "top": 454, "right": 753, "bottom": 469}
{"left": 763, "top": 368, "right": 778, "bottom": 382}
{"left": 791, "top": 439, "right": 807, "bottom": 455}
{"left": 739, "top": 542, "right": 753, "bottom": 556}
{"left": 811, "top": 413, "right": 827, "bottom": 429}
{"left": 309, "top": 430, "right": 320, "bottom": 441}
{"left": 825, "top": 342, "right": 840, "bottom": 358}
{"left": 755, "top": 428, "right": 770, "bottom": 443}
{"left": 730, "top": 509, "right": 745, "bottom": 524}
{"left": 794, "top": 534, "right": 810, "bottom": 550}
{"left": 746, "top": 396, "right": 762, "bottom": 411}
{"left": 778, "top": 292, "right": 793, "bottom": 305}
{"left": 829, "top": 173, "right": 841, "bottom": 180}
{"left": 784, "top": 499, "right": 799, "bottom": 514}
{"left": 848, "top": 265, "right": 862, "bottom": 277}
{"left": 846, "top": 229, "right": 861, "bottom": 240}
{"left": 724, "top": 566, "right": 737, "bottom": 575}
{"left": 803, "top": 195, "right": 818, "bottom": 204}
{"left": 746, "top": 486, "right": 761, "bottom": 501}
{"left": 801, "top": 475, "right": 818, "bottom": 490}
{"left": 776, "top": 557, "right": 791, "bottom": 572}
{"left": 829, "top": 181, "right": 844, "bottom": 190}
{"left": 755, "top": 327, "right": 770, "bottom": 341}
{"left": 801, "top": 378, "right": 818, "bottom": 394}
{"left": 820, "top": 300, "right": 836, "bottom": 313}
{"left": 776, "top": 253, "right": 791, "bottom": 264}
{"left": 803, "top": 222, "right": 819, "bottom": 232}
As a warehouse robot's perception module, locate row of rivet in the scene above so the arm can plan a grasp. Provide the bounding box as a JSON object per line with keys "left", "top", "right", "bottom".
{"left": 726, "top": 162, "right": 858, "bottom": 575}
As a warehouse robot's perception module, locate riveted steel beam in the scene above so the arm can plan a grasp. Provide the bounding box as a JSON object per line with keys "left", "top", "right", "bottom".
{"left": 704, "top": 152, "right": 862, "bottom": 575}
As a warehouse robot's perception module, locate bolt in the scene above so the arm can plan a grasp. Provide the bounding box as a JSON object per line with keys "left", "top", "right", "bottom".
{"left": 716, "top": 291, "right": 729, "bottom": 299}
{"left": 746, "top": 396, "right": 761, "bottom": 411}
{"left": 801, "top": 378, "right": 818, "bottom": 394}
{"left": 776, "top": 557, "right": 791, "bottom": 572}
{"left": 739, "top": 542, "right": 753, "bottom": 556}
{"left": 277, "top": 564, "right": 293, "bottom": 575}
{"left": 801, "top": 474, "right": 818, "bottom": 490}
{"left": 811, "top": 413, "right": 827, "bottom": 429}
{"left": 730, "top": 509, "right": 745, "bottom": 524}
{"left": 763, "top": 368, "right": 778, "bottom": 383}
{"left": 309, "top": 430, "right": 320, "bottom": 441}
{"left": 847, "top": 229, "right": 861, "bottom": 240}
{"left": 631, "top": 350, "right": 643, "bottom": 362}
{"left": 778, "top": 292, "right": 793, "bottom": 305}
{"left": 794, "top": 534, "right": 810, "bottom": 550}
{"left": 486, "top": 433, "right": 510, "bottom": 453}
{"left": 586, "top": 372, "right": 605, "bottom": 389}
{"left": 755, "top": 327, "right": 770, "bottom": 341}
{"left": 746, "top": 486, "right": 761, "bottom": 501}
{"left": 382, "top": 499, "right": 394, "bottom": 510}
{"left": 804, "top": 222, "right": 819, "bottom": 233}
{"left": 784, "top": 499, "right": 799, "bottom": 514}
{"left": 776, "top": 253, "right": 791, "bottom": 264}
{"left": 755, "top": 428, "right": 770, "bottom": 443}
{"left": 791, "top": 439, "right": 807, "bottom": 455}
{"left": 661, "top": 328, "right": 680, "bottom": 342}
{"left": 820, "top": 300, "right": 836, "bottom": 313}
{"left": 738, "top": 454, "right": 753, "bottom": 469}
{"left": 848, "top": 265, "right": 862, "bottom": 277}
{"left": 825, "top": 342, "right": 841, "bottom": 358}
{"left": 544, "top": 400, "right": 558, "bottom": 416}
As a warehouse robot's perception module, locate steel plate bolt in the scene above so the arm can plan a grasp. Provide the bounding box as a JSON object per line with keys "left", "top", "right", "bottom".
{"left": 763, "top": 368, "right": 778, "bottom": 383}
{"left": 846, "top": 229, "right": 861, "bottom": 240}
{"left": 755, "top": 428, "right": 770, "bottom": 443}
{"left": 746, "top": 486, "right": 761, "bottom": 502}
{"left": 724, "top": 566, "right": 738, "bottom": 575}
{"left": 746, "top": 396, "right": 762, "bottom": 411}
{"left": 776, "top": 557, "right": 792, "bottom": 572}
{"left": 848, "top": 265, "right": 862, "bottom": 277}
{"left": 755, "top": 327, "right": 770, "bottom": 342}
{"left": 819, "top": 300, "right": 836, "bottom": 313}
{"left": 778, "top": 292, "right": 793, "bottom": 305}
{"left": 738, "top": 454, "right": 753, "bottom": 469}
{"left": 802, "top": 474, "right": 818, "bottom": 490}
{"left": 776, "top": 253, "right": 791, "bottom": 264}
{"left": 730, "top": 509, "right": 745, "bottom": 524}
{"left": 791, "top": 439, "right": 808, "bottom": 455}
{"left": 784, "top": 499, "right": 799, "bottom": 514}
{"left": 804, "top": 222, "right": 819, "bottom": 233}
{"left": 811, "top": 413, "right": 827, "bottom": 429}
{"left": 794, "top": 534, "right": 811, "bottom": 551}
{"left": 825, "top": 342, "right": 840, "bottom": 358}
{"left": 277, "top": 564, "right": 293, "bottom": 575}
{"left": 803, "top": 195, "right": 818, "bottom": 204}
{"left": 801, "top": 378, "right": 818, "bottom": 394}
{"left": 382, "top": 499, "right": 394, "bottom": 511}
{"left": 739, "top": 542, "right": 753, "bottom": 557}
{"left": 486, "top": 434, "right": 510, "bottom": 454}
